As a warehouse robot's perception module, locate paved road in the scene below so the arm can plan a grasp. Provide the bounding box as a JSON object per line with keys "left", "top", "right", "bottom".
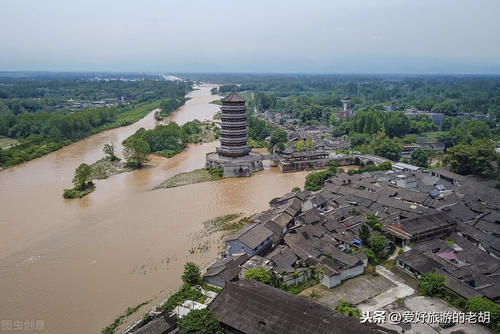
{"left": 358, "top": 265, "right": 415, "bottom": 313}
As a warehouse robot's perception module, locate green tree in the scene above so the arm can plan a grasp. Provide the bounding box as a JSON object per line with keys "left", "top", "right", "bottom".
{"left": 72, "top": 163, "right": 92, "bottom": 190}
{"left": 305, "top": 136, "right": 314, "bottom": 150}
{"left": 365, "top": 214, "right": 382, "bottom": 231}
{"left": 269, "top": 128, "right": 288, "bottom": 152}
{"left": 410, "top": 148, "right": 428, "bottom": 168}
{"left": 182, "top": 262, "right": 202, "bottom": 286}
{"left": 371, "top": 132, "right": 401, "bottom": 161}
{"left": 154, "top": 110, "right": 162, "bottom": 121}
{"left": 444, "top": 139, "right": 497, "bottom": 176}
{"left": 467, "top": 120, "right": 491, "bottom": 139}
{"left": 385, "top": 112, "right": 410, "bottom": 138}
{"left": 369, "top": 235, "right": 386, "bottom": 258}
{"left": 465, "top": 297, "right": 500, "bottom": 329}
{"left": 291, "top": 186, "right": 301, "bottom": 192}
{"left": 103, "top": 143, "right": 118, "bottom": 161}
{"left": 419, "top": 273, "right": 445, "bottom": 297}
{"left": 178, "top": 309, "right": 223, "bottom": 334}
{"left": 359, "top": 224, "right": 370, "bottom": 246}
{"left": 304, "top": 170, "right": 331, "bottom": 191}
{"left": 363, "top": 248, "right": 379, "bottom": 265}
{"left": 377, "top": 161, "right": 392, "bottom": 170}
{"left": 295, "top": 140, "right": 304, "bottom": 152}
{"left": 244, "top": 268, "right": 272, "bottom": 285}
{"left": 123, "top": 137, "right": 150, "bottom": 168}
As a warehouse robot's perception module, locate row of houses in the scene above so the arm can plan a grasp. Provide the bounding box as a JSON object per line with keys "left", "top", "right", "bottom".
{"left": 205, "top": 164, "right": 500, "bottom": 306}
{"left": 133, "top": 165, "right": 499, "bottom": 334}
{"left": 204, "top": 187, "right": 369, "bottom": 290}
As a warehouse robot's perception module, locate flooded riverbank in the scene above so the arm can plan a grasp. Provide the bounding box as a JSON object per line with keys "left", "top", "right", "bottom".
{"left": 0, "top": 85, "right": 308, "bottom": 333}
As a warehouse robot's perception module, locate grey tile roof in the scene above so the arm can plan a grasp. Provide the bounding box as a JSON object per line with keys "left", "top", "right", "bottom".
{"left": 221, "top": 91, "right": 245, "bottom": 103}
{"left": 397, "top": 249, "right": 442, "bottom": 274}
{"left": 226, "top": 223, "right": 273, "bottom": 249}
{"left": 398, "top": 211, "right": 458, "bottom": 235}
{"left": 209, "top": 280, "right": 394, "bottom": 334}
{"left": 204, "top": 254, "right": 250, "bottom": 283}
{"left": 266, "top": 245, "right": 298, "bottom": 273}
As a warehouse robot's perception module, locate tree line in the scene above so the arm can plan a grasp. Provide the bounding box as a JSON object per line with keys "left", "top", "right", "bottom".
{"left": 0, "top": 78, "right": 191, "bottom": 168}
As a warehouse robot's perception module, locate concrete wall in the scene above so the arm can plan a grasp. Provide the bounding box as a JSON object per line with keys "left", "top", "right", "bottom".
{"left": 226, "top": 237, "right": 272, "bottom": 256}
{"left": 319, "top": 264, "right": 365, "bottom": 288}
{"left": 283, "top": 269, "right": 313, "bottom": 286}
{"left": 206, "top": 154, "right": 264, "bottom": 178}
{"left": 226, "top": 240, "right": 255, "bottom": 256}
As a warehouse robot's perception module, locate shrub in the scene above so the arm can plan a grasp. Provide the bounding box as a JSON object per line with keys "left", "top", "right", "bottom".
{"left": 369, "top": 234, "right": 386, "bottom": 258}
{"left": 465, "top": 297, "right": 500, "bottom": 328}
{"left": 244, "top": 268, "right": 272, "bottom": 285}
{"left": 336, "top": 300, "right": 361, "bottom": 318}
{"left": 178, "top": 309, "right": 223, "bottom": 334}
{"left": 363, "top": 248, "right": 379, "bottom": 265}
{"left": 304, "top": 170, "right": 332, "bottom": 191}
{"left": 310, "top": 290, "right": 320, "bottom": 298}
{"left": 419, "top": 273, "right": 445, "bottom": 297}
{"left": 378, "top": 161, "right": 392, "bottom": 170}
{"left": 161, "top": 284, "right": 204, "bottom": 311}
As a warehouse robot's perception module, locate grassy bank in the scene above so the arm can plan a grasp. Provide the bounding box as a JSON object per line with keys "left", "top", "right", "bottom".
{"left": 63, "top": 184, "right": 96, "bottom": 199}
{"left": 101, "top": 301, "right": 149, "bottom": 334}
{"left": 126, "top": 120, "right": 218, "bottom": 161}
{"left": 153, "top": 168, "right": 223, "bottom": 189}
{"left": 90, "top": 158, "right": 132, "bottom": 179}
{"left": 0, "top": 100, "right": 164, "bottom": 169}
{"left": 202, "top": 214, "right": 247, "bottom": 233}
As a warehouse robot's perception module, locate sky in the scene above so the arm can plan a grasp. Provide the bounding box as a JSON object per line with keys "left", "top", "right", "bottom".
{"left": 1, "top": 0, "right": 499, "bottom": 74}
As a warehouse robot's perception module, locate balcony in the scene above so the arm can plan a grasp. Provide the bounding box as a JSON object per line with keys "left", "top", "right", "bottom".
{"left": 221, "top": 105, "right": 247, "bottom": 111}
{"left": 221, "top": 121, "right": 247, "bottom": 127}
{"left": 220, "top": 137, "right": 248, "bottom": 144}
{"left": 221, "top": 113, "right": 246, "bottom": 119}
{"left": 220, "top": 129, "right": 247, "bottom": 136}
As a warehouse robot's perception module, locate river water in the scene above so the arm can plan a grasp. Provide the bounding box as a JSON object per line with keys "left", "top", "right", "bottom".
{"left": 0, "top": 85, "right": 307, "bottom": 333}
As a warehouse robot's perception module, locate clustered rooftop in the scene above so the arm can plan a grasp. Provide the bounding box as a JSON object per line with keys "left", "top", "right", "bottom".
{"left": 135, "top": 166, "right": 500, "bottom": 334}
{"left": 206, "top": 166, "right": 500, "bottom": 305}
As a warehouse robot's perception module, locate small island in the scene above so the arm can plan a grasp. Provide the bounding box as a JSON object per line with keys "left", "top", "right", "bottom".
{"left": 153, "top": 167, "right": 223, "bottom": 190}
{"left": 63, "top": 163, "right": 96, "bottom": 199}
{"left": 63, "top": 121, "right": 219, "bottom": 198}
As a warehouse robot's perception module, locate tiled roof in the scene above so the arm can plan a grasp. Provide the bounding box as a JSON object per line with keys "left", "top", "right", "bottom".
{"left": 209, "top": 280, "right": 393, "bottom": 334}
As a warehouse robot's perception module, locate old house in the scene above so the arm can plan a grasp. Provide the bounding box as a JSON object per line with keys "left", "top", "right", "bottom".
{"left": 225, "top": 223, "right": 273, "bottom": 256}
{"left": 396, "top": 176, "right": 418, "bottom": 189}
{"left": 431, "top": 167, "right": 466, "bottom": 185}
{"left": 392, "top": 162, "right": 421, "bottom": 173}
{"left": 203, "top": 253, "right": 250, "bottom": 288}
{"left": 386, "top": 211, "right": 458, "bottom": 246}
{"left": 315, "top": 249, "right": 366, "bottom": 288}
{"left": 209, "top": 280, "right": 393, "bottom": 334}
{"left": 133, "top": 312, "right": 177, "bottom": 334}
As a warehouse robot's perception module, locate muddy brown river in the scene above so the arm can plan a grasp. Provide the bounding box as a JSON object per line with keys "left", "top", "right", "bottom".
{"left": 0, "top": 85, "right": 307, "bottom": 333}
